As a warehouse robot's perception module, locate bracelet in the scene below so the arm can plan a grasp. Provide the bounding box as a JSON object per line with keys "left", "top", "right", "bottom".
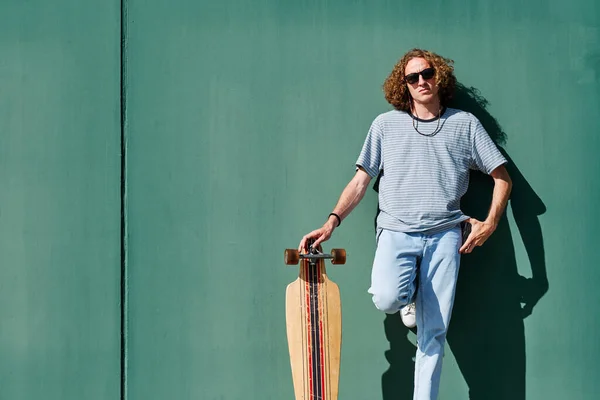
{"left": 328, "top": 213, "right": 341, "bottom": 227}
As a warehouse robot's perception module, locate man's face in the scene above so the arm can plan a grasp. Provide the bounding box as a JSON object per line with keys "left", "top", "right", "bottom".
{"left": 404, "top": 57, "right": 440, "bottom": 105}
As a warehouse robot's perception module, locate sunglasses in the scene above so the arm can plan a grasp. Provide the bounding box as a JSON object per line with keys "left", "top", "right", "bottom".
{"left": 404, "top": 67, "right": 435, "bottom": 84}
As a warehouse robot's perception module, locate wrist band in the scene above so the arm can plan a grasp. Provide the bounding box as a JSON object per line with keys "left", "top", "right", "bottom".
{"left": 329, "top": 213, "right": 341, "bottom": 227}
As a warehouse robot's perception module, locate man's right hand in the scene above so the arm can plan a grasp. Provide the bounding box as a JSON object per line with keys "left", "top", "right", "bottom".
{"left": 298, "top": 219, "right": 337, "bottom": 253}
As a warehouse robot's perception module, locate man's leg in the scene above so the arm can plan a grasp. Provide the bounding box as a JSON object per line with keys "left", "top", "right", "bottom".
{"left": 413, "top": 226, "right": 462, "bottom": 400}
{"left": 368, "top": 228, "right": 421, "bottom": 314}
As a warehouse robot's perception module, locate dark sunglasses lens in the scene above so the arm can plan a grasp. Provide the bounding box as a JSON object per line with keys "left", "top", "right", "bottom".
{"left": 422, "top": 68, "right": 435, "bottom": 80}
{"left": 405, "top": 73, "right": 419, "bottom": 84}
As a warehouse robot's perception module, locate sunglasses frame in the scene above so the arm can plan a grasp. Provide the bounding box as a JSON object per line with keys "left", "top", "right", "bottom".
{"left": 404, "top": 67, "right": 436, "bottom": 84}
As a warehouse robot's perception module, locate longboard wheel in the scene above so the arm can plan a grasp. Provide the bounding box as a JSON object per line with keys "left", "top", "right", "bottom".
{"left": 331, "top": 248, "right": 346, "bottom": 265}
{"left": 284, "top": 249, "right": 300, "bottom": 265}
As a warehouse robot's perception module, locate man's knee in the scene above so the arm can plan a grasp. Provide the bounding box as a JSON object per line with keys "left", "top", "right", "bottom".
{"left": 372, "top": 291, "right": 411, "bottom": 314}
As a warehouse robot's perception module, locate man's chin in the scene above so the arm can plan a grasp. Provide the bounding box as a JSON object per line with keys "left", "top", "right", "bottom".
{"left": 413, "top": 94, "right": 439, "bottom": 105}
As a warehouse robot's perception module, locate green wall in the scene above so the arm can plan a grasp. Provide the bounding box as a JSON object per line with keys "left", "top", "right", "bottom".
{"left": 2, "top": 0, "right": 600, "bottom": 399}
{"left": 0, "top": 0, "right": 121, "bottom": 399}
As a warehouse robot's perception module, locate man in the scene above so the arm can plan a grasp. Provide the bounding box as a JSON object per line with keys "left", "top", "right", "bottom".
{"left": 298, "top": 48, "right": 512, "bottom": 399}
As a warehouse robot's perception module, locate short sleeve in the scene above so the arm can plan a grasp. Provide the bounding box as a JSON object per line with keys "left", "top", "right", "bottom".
{"left": 355, "top": 117, "right": 383, "bottom": 178}
{"left": 471, "top": 117, "right": 507, "bottom": 174}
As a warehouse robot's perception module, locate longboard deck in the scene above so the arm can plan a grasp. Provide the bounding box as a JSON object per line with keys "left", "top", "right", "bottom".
{"left": 286, "top": 257, "right": 341, "bottom": 400}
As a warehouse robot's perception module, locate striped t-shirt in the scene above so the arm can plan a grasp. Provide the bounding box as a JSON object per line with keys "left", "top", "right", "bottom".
{"left": 356, "top": 107, "right": 507, "bottom": 233}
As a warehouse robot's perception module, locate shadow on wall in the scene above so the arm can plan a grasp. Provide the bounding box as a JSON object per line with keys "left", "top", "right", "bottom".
{"left": 378, "top": 83, "right": 549, "bottom": 400}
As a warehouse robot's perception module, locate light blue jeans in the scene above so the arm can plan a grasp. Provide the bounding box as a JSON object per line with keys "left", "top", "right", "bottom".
{"left": 368, "top": 225, "right": 463, "bottom": 400}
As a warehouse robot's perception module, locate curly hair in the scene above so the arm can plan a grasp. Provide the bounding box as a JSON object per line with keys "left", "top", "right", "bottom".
{"left": 383, "top": 49, "right": 457, "bottom": 112}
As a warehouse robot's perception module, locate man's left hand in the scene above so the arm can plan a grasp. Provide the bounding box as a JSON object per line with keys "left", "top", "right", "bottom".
{"left": 459, "top": 218, "right": 496, "bottom": 254}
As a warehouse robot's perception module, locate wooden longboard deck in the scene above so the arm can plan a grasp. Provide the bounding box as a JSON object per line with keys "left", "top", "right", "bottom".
{"left": 286, "top": 258, "right": 341, "bottom": 400}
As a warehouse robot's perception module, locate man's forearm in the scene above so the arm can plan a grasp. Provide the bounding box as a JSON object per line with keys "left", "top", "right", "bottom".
{"left": 328, "top": 174, "right": 370, "bottom": 225}
{"left": 486, "top": 167, "right": 513, "bottom": 227}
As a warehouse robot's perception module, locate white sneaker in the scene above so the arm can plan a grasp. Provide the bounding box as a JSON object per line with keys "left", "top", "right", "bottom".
{"left": 400, "top": 302, "right": 416, "bottom": 328}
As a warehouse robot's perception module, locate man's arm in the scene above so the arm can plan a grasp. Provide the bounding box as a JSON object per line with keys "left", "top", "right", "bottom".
{"left": 299, "top": 168, "right": 372, "bottom": 252}
{"left": 459, "top": 165, "right": 512, "bottom": 254}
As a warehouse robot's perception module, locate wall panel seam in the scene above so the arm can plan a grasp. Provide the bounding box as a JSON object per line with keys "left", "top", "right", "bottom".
{"left": 120, "top": 0, "right": 129, "bottom": 399}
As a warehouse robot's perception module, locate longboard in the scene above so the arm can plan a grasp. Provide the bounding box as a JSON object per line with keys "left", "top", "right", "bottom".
{"left": 283, "top": 243, "right": 346, "bottom": 400}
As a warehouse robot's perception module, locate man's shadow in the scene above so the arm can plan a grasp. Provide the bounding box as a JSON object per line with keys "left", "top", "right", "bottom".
{"left": 378, "top": 83, "right": 549, "bottom": 399}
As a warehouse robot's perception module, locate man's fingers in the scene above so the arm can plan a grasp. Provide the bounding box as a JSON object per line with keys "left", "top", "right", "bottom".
{"left": 460, "top": 236, "right": 482, "bottom": 254}
{"left": 299, "top": 230, "right": 323, "bottom": 252}
{"left": 298, "top": 235, "right": 308, "bottom": 252}
{"left": 298, "top": 234, "right": 311, "bottom": 252}
{"left": 459, "top": 236, "right": 471, "bottom": 251}
{"left": 459, "top": 235, "right": 474, "bottom": 253}
{"left": 313, "top": 232, "right": 328, "bottom": 249}
{"left": 313, "top": 238, "right": 322, "bottom": 249}
{"left": 298, "top": 226, "right": 333, "bottom": 253}
{"left": 312, "top": 231, "right": 332, "bottom": 250}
